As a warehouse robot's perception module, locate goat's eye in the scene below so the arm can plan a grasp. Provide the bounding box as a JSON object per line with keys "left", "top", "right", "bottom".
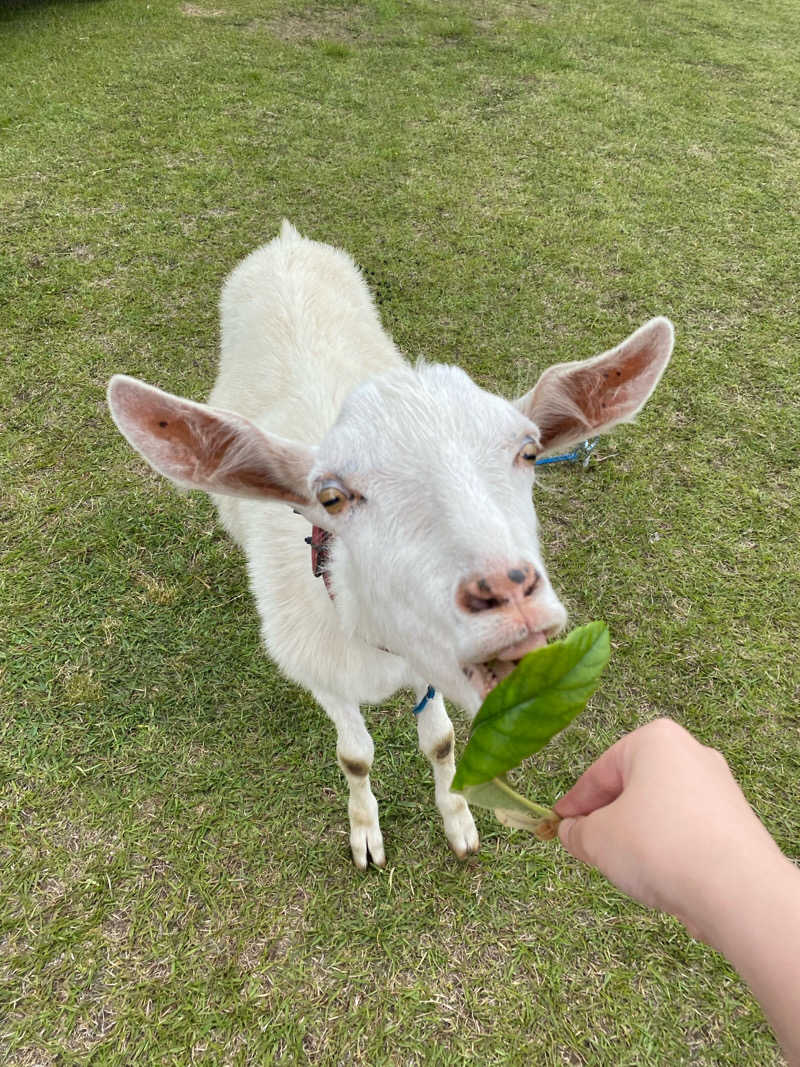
{"left": 318, "top": 484, "right": 349, "bottom": 514}
{"left": 517, "top": 437, "right": 538, "bottom": 464}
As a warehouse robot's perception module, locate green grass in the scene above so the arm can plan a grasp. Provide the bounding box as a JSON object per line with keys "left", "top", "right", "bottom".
{"left": 2, "top": 0, "right": 799, "bottom": 1062}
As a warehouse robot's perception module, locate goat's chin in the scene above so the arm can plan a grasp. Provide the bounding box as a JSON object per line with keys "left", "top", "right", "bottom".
{"left": 461, "top": 630, "right": 549, "bottom": 703}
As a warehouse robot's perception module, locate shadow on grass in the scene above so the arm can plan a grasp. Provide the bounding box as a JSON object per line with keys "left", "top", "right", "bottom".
{"left": 1, "top": 0, "right": 107, "bottom": 18}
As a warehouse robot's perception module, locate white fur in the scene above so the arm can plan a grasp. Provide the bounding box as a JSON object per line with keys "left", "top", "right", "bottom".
{"left": 108, "top": 221, "right": 673, "bottom": 869}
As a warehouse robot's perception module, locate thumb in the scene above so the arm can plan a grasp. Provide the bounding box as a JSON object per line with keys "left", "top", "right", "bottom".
{"left": 558, "top": 814, "right": 594, "bottom": 865}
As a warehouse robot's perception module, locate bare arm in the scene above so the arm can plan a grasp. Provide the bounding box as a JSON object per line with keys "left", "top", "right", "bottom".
{"left": 554, "top": 719, "right": 800, "bottom": 1064}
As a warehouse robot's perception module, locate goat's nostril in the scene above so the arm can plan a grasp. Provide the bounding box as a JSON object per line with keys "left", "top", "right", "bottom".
{"left": 458, "top": 565, "right": 541, "bottom": 615}
{"left": 524, "top": 577, "right": 539, "bottom": 597}
{"left": 464, "top": 591, "right": 507, "bottom": 613}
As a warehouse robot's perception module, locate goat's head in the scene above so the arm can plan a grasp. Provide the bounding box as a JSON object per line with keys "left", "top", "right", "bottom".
{"left": 108, "top": 316, "right": 672, "bottom": 716}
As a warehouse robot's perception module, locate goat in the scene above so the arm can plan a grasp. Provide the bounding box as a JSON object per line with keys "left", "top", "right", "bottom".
{"left": 107, "top": 221, "right": 673, "bottom": 869}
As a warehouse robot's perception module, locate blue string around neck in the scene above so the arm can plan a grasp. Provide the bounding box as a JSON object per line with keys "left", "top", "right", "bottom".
{"left": 413, "top": 685, "right": 436, "bottom": 716}
{"left": 535, "top": 438, "right": 598, "bottom": 468}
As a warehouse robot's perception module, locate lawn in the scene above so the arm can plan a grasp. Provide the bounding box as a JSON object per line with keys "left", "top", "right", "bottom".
{"left": 1, "top": 0, "right": 799, "bottom": 1062}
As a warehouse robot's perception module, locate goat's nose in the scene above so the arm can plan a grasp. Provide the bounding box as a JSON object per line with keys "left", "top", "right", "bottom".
{"left": 457, "top": 563, "right": 541, "bottom": 614}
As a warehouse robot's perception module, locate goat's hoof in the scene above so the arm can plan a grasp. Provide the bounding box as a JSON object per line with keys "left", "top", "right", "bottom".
{"left": 446, "top": 812, "right": 480, "bottom": 860}
{"left": 350, "top": 826, "right": 386, "bottom": 871}
{"left": 439, "top": 794, "right": 480, "bottom": 859}
{"left": 449, "top": 832, "right": 480, "bottom": 860}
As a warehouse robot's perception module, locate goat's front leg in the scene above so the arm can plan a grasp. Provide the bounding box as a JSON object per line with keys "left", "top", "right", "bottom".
{"left": 415, "top": 690, "right": 479, "bottom": 859}
{"left": 313, "top": 690, "right": 385, "bottom": 870}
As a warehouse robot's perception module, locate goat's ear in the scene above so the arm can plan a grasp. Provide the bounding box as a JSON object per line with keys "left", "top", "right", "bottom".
{"left": 107, "top": 375, "right": 315, "bottom": 505}
{"left": 516, "top": 317, "right": 674, "bottom": 456}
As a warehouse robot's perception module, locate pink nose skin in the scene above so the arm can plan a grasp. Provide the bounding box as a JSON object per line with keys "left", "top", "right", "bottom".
{"left": 457, "top": 563, "right": 541, "bottom": 616}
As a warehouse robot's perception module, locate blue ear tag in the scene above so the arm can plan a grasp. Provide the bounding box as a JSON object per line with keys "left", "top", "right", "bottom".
{"left": 412, "top": 685, "right": 436, "bottom": 715}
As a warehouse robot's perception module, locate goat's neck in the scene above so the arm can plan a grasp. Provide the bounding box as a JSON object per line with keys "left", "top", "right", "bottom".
{"left": 325, "top": 538, "right": 383, "bottom": 647}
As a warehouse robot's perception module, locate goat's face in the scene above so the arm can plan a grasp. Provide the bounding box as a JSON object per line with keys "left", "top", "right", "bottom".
{"left": 306, "top": 364, "right": 567, "bottom": 714}
{"left": 107, "top": 316, "right": 672, "bottom": 716}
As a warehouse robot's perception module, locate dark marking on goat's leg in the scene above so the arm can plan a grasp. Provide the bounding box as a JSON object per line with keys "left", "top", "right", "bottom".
{"left": 434, "top": 735, "right": 453, "bottom": 761}
{"left": 341, "top": 758, "right": 369, "bottom": 778}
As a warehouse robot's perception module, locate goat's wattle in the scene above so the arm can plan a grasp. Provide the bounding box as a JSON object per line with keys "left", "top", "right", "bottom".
{"left": 308, "top": 524, "right": 335, "bottom": 595}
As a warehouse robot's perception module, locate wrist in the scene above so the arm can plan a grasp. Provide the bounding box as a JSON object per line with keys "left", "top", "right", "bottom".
{"left": 690, "top": 846, "right": 799, "bottom": 960}
{"left": 699, "top": 852, "right": 800, "bottom": 1065}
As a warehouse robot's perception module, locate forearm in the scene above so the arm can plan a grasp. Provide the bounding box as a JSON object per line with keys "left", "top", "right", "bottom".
{"left": 705, "top": 854, "right": 800, "bottom": 1065}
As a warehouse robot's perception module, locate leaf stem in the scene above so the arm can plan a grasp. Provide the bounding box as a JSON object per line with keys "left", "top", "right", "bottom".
{"left": 459, "top": 776, "right": 563, "bottom": 841}
{"left": 490, "top": 776, "right": 558, "bottom": 820}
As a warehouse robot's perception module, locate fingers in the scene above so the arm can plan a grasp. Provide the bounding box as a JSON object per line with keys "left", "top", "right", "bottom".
{"left": 553, "top": 719, "right": 768, "bottom": 934}
{"left": 557, "top": 806, "right": 618, "bottom": 869}
{"left": 554, "top": 718, "right": 693, "bottom": 819}
{"left": 554, "top": 733, "right": 629, "bottom": 818}
{"left": 557, "top": 814, "right": 589, "bottom": 862}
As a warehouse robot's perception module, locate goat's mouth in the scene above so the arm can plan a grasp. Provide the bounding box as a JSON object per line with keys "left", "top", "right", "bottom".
{"left": 462, "top": 630, "right": 548, "bottom": 700}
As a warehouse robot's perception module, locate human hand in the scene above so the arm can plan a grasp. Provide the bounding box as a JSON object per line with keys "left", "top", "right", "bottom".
{"left": 554, "top": 718, "right": 785, "bottom": 947}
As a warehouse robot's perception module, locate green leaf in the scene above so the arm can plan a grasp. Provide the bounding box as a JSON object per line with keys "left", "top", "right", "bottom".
{"left": 451, "top": 621, "right": 610, "bottom": 791}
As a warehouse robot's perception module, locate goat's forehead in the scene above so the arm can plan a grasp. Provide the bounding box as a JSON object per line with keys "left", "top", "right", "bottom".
{"left": 319, "top": 364, "right": 528, "bottom": 472}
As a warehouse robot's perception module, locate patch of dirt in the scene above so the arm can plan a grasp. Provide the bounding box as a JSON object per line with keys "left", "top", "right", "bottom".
{"left": 265, "top": 9, "right": 367, "bottom": 43}
{"left": 489, "top": 1, "right": 550, "bottom": 17}
{"left": 0, "top": 1049, "right": 59, "bottom": 1067}
{"left": 181, "top": 3, "right": 226, "bottom": 16}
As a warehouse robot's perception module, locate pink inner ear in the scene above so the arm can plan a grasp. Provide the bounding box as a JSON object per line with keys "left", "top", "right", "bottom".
{"left": 108, "top": 376, "right": 312, "bottom": 503}
{"left": 570, "top": 331, "right": 664, "bottom": 425}
{"left": 110, "top": 378, "right": 209, "bottom": 483}
{"left": 524, "top": 317, "right": 673, "bottom": 453}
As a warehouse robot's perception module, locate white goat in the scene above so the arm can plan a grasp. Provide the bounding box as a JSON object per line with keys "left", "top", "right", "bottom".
{"left": 107, "top": 221, "right": 673, "bottom": 869}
